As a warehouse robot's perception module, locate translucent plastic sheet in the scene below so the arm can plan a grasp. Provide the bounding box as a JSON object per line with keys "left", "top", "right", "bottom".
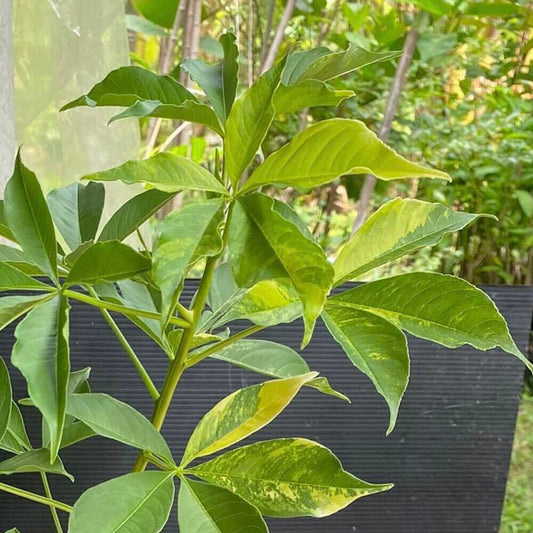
{"left": 10, "top": 0, "right": 140, "bottom": 211}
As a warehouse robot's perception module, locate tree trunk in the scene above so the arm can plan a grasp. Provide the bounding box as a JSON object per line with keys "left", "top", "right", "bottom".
{"left": 260, "top": 0, "right": 296, "bottom": 74}
{"left": 351, "top": 28, "right": 418, "bottom": 234}
{"left": 259, "top": 0, "right": 276, "bottom": 70}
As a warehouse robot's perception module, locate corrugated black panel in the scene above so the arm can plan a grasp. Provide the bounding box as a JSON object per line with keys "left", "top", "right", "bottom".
{"left": 0, "top": 284, "right": 532, "bottom": 532}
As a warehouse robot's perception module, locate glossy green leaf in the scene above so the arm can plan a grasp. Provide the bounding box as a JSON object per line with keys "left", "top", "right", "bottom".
{"left": 274, "top": 80, "right": 354, "bottom": 114}
{"left": 4, "top": 152, "right": 57, "bottom": 281}
{"left": 0, "top": 402, "right": 31, "bottom": 454}
{"left": 284, "top": 45, "right": 399, "bottom": 84}
{"left": 181, "top": 372, "right": 317, "bottom": 467}
{"left": 82, "top": 152, "right": 227, "bottom": 194}
{"left": 0, "top": 201, "right": 16, "bottom": 242}
{"left": 0, "top": 357, "right": 12, "bottom": 441}
{"left": 327, "top": 273, "right": 533, "bottom": 372}
{"left": 47, "top": 182, "right": 105, "bottom": 251}
{"left": 11, "top": 296, "right": 70, "bottom": 462}
{"left": 98, "top": 189, "right": 173, "bottom": 242}
{"left": 226, "top": 58, "right": 286, "bottom": 186}
{"left": 209, "top": 339, "right": 350, "bottom": 402}
{"left": 242, "top": 119, "right": 450, "bottom": 193}
{"left": 178, "top": 478, "right": 268, "bottom": 533}
{"left": 322, "top": 307, "right": 408, "bottom": 433}
{"left": 191, "top": 438, "right": 393, "bottom": 517}
{"left": 69, "top": 471, "right": 175, "bottom": 533}
{"left": 66, "top": 393, "right": 173, "bottom": 462}
{"left": 0, "top": 295, "right": 51, "bottom": 332}
{"left": 229, "top": 194, "right": 334, "bottom": 347}
{"left": 132, "top": 0, "right": 179, "bottom": 28}
{"left": 0, "top": 448, "right": 73, "bottom": 481}
{"left": 154, "top": 199, "right": 225, "bottom": 322}
{"left": 66, "top": 241, "right": 151, "bottom": 285}
{"left": 182, "top": 32, "right": 239, "bottom": 123}
{"left": 334, "top": 198, "right": 490, "bottom": 284}
{"left": 0, "top": 262, "right": 48, "bottom": 292}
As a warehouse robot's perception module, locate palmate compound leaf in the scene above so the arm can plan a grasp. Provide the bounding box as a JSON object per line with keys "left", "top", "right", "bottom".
{"left": 0, "top": 448, "right": 73, "bottom": 481}
{"left": 66, "top": 393, "right": 173, "bottom": 463}
{"left": 190, "top": 438, "right": 393, "bottom": 518}
{"left": 11, "top": 296, "right": 70, "bottom": 462}
{"left": 208, "top": 339, "right": 350, "bottom": 403}
{"left": 181, "top": 373, "right": 318, "bottom": 467}
{"left": 69, "top": 471, "right": 175, "bottom": 533}
{"left": 178, "top": 478, "right": 268, "bottom": 533}
{"left": 334, "top": 198, "right": 493, "bottom": 285}
{"left": 326, "top": 272, "right": 533, "bottom": 373}
{"left": 228, "top": 193, "right": 334, "bottom": 348}
{"left": 241, "top": 118, "right": 450, "bottom": 193}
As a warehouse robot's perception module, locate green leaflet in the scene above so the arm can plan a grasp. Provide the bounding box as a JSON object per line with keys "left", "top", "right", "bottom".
{"left": 274, "top": 80, "right": 354, "bottom": 114}
{"left": 98, "top": 189, "right": 174, "bottom": 242}
{"left": 322, "top": 308, "right": 408, "bottom": 433}
{"left": 125, "top": 14, "right": 167, "bottom": 36}
{"left": 327, "top": 273, "right": 533, "bottom": 373}
{"left": 0, "top": 262, "right": 48, "bottom": 291}
{"left": 0, "top": 200, "right": 16, "bottom": 242}
{"left": 190, "top": 438, "right": 393, "bottom": 517}
{"left": 154, "top": 199, "right": 225, "bottom": 322}
{"left": 241, "top": 119, "right": 450, "bottom": 193}
{"left": 229, "top": 194, "right": 333, "bottom": 347}
{"left": 0, "top": 295, "right": 52, "bottom": 332}
{"left": 0, "top": 402, "right": 31, "bottom": 454}
{"left": 0, "top": 448, "right": 73, "bottom": 481}
{"left": 69, "top": 471, "right": 175, "bottom": 533}
{"left": 281, "top": 48, "right": 332, "bottom": 85}
{"left": 131, "top": 0, "right": 179, "bottom": 27}
{"left": 0, "top": 357, "right": 12, "bottom": 441}
{"left": 178, "top": 478, "right": 268, "bottom": 533}
{"left": 47, "top": 182, "right": 105, "bottom": 251}
{"left": 210, "top": 339, "right": 350, "bottom": 403}
{"left": 11, "top": 296, "right": 70, "bottom": 462}
{"left": 226, "top": 58, "right": 286, "bottom": 186}
{"left": 66, "top": 393, "right": 173, "bottom": 462}
{"left": 82, "top": 152, "right": 227, "bottom": 195}
{"left": 0, "top": 245, "right": 42, "bottom": 276}
{"left": 4, "top": 152, "right": 58, "bottom": 282}
{"left": 182, "top": 32, "right": 239, "bottom": 123}
{"left": 334, "top": 198, "right": 491, "bottom": 284}
{"left": 181, "top": 372, "right": 317, "bottom": 467}
{"left": 65, "top": 241, "right": 151, "bottom": 285}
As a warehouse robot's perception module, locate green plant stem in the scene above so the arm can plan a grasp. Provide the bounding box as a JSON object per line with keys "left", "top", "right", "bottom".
{"left": 132, "top": 201, "right": 235, "bottom": 472}
{"left": 143, "top": 452, "right": 177, "bottom": 472}
{"left": 175, "top": 300, "right": 194, "bottom": 322}
{"left": 185, "top": 325, "right": 264, "bottom": 367}
{"left": 63, "top": 289, "right": 191, "bottom": 328}
{"left": 0, "top": 481, "right": 72, "bottom": 513}
{"left": 86, "top": 287, "right": 160, "bottom": 401}
{"left": 40, "top": 473, "right": 64, "bottom": 532}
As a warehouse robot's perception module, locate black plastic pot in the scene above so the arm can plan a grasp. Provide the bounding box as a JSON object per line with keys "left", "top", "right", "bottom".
{"left": 1, "top": 283, "right": 532, "bottom": 532}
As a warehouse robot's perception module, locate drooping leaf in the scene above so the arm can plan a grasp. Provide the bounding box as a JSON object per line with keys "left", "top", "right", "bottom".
{"left": 191, "top": 438, "right": 393, "bottom": 517}
{"left": 82, "top": 152, "right": 227, "bottom": 194}
{"left": 209, "top": 339, "right": 350, "bottom": 402}
{"left": 228, "top": 194, "right": 334, "bottom": 347}
{"left": 98, "top": 189, "right": 174, "bottom": 242}
{"left": 65, "top": 241, "right": 151, "bottom": 285}
{"left": 69, "top": 471, "right": 175, "bottom": 533}
{"left": 47, "top": 182, "right": 105, "bottom": 251}
{"left": 241, "top": 119, "right": 450, "bottom": 193}
{"left": 0, "top": 262, "right": 48, "bottom": 292}
{"left": 225, "top": 58, "right": 286, "bottom": 186}
{"left": 334, "top": 198, "right": 491, "bottom": 285}
{"left": 154, "top": 199, "right": 225, "bottom": 322}
{"left": 66, "top": 393, "right": 173, "bottom": 462}
{"left": 0, "top": 295, "right": 52, "bottom": 332}
{"left": 326, "top": 273, "right": 533, "bottom": 372}
{"left": 0, "top": 448, "right": 73, "bottom": 481}
{"left": 0, "top": 402, "right": 31, "bottom": 454}
{"left": 4, "top": 152, "right": 58, "bottom": 282}
{"left": 0, "top": 201, "right": 16, "bottom": 242}
{"left": 181, "top": 372, "right": 317, "bottom": 467}
{"left": 274, "top": 80, "right": 354, "bottom": 114}
{"left": 11, "top": 296, "right": 70, "bottom": 462}
{"left": 322, "top": 307, "right": 408, "bottom": 433}
{"left": 0, "top": 357, "right": 12, "bottom": 441}
{"left": 182, "top": 32, "right": 239, "bottom": 123}
{"left": 178, "top": 478, "right": 268, "bottom": 533}
{"left": 292, "top": 45, "right": 399, "bottom": 83}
